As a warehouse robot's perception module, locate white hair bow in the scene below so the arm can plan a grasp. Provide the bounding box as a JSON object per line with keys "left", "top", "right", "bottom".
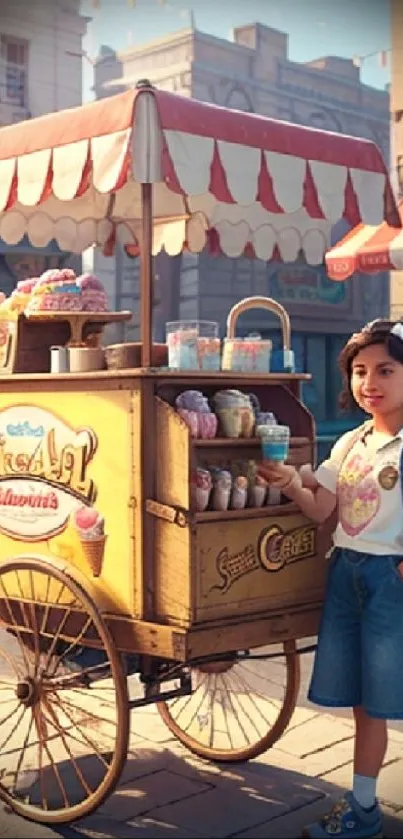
{"left": 391, "top": 323, "right": 403, "bottom": 341}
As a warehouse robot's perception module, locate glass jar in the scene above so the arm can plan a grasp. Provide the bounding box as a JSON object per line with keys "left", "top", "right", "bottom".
{"left": 166, "top": 321, "right": 220, "bottom": 370}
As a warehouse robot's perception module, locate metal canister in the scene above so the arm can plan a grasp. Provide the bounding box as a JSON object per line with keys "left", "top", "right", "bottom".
{"left": 50, "top": 346, "right": 69, "bottom": 374}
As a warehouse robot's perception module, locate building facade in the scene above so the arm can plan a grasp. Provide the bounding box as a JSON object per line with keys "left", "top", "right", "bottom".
{"left": 0, "top": 0, "right": 87, "bottom": 294}
{"left": 390, "top": 0, "right": 403, "bottom": 320}
{"left": 92, "top": 22, "right": 390, "bottom": 433}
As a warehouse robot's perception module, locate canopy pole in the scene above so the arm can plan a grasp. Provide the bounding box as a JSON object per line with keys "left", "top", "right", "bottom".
{"left": 140, "top": 182, "right": 153, "bottom": 367}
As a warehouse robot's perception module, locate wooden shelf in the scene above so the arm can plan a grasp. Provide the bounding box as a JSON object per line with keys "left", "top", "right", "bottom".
{"left": 154, "top": 370, "right": 311, "bottom": 383}
{"left": 25, "top": 311, "right": 132, "bottom": 324}
{"left": 25, "top": 311, "right": 132, "bottom": 346}
{"left": 194, "top": 501, "right": 299, "bottom": 522}
{"left": 193, "top": 436, "right": 310, "bottom": 448}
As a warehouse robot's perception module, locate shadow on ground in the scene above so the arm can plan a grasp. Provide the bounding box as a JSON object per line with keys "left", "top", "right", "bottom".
{"left": 0, "top": 744, "right": 400, "bottom": 839}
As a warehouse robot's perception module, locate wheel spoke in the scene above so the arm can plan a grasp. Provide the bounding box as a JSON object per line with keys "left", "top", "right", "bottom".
{"left": 179, "top": 675, "right": 211, "bottom": 732}
{"left": 49, "top": 694, "right": 112, "bottom": 770}
{"left": 32, "top": 706, "right": 48, "bottom": 811}
{"left": 0, "top": 577, "right": 31, "bottom": 673}
{"left": 240, "top": 660, "right": 287, "bottom": 690}
{"left": 27, "top": 571, "right": 41, "bottom": 679}
{"left": 41, "top": 604, "right": 73, "bottom": 675}
{"left": 39, "top": 577, "right": 60, "bottom": 634}
{"left": 0, "top": 704, "right": 26, "bottom": 754}
{"left": 233, "top": 666, "right": 282, "bottom": 721}
{"left": 41, "top": 699, "right": 94, "bottom": 797}
{"left": 217, "top": 679, "right": 234, "bottom": 749}
{"left": 225, "top": 671, "right": 264, "bottom": 738}
{"left": 208, "top": 674, "right": 218, "bottom": 748}
{"left": 220, "top": 673, "right": 251, "bottom": 746}
{"left": 12, "top": 711, "right": 35, "bottom": 796}
{"left": 51, "top": 691, "right": 118, "bottom": 728}
{"left": 47, "top": 615, "right": 95, "bottom": 678}
{"left": 41, "top": 732, "right": 71, "bottom": 810}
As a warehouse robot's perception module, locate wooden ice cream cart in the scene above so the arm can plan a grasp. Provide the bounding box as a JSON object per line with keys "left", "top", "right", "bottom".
{"left": 0, "top": 82, "right": 398, "bottom": 825}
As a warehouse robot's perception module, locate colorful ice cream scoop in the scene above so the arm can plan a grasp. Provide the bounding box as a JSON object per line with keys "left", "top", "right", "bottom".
{"left": 250, "top": 474, "right": 268, "bottom": 508}
{"left": 77, "top": 273, "right": 105, "bottom": 291}
{"left": 190, "top": 468, "right": 213, "bottom": 512}
{"left": 72, "top": 506, "right": 106, "bottom": 577}
{"left": 230, "top": 475, "right": 248, "bottom": 510}
{"left": 176, "top": 390, "right": 211, "bottom": 412}
{"left": 211, "top": 469, "right": 232, "bottom": 511}
{"left": 177, "top": 408, "right": 199, "bottom": 437}
{"left": 73, "top": 506, "right": 105, "bottom": 540}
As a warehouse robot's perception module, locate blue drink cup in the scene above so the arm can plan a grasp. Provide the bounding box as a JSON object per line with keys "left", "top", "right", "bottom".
{"left": 257, "top": 424, "right": 290, "bottom": 462}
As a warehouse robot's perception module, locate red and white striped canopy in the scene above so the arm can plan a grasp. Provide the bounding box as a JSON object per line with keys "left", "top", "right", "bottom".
{"left": 326, "top": 199, "right": 403, "bottom": 280}
{"left": 0, "top": 84, "right": 399, "bottom": 262}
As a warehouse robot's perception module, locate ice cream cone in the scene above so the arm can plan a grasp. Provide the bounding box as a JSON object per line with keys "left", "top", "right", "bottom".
{"left": 80, "top": 535, "right": 107, "bottom": 577}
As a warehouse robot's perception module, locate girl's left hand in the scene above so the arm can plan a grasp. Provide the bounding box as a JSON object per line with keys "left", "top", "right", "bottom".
{"left": 397, "top": 561, "right": 403, "bottom": 581}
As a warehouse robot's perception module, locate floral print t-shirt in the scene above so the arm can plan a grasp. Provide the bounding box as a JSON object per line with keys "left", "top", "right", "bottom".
{"left": 315, "top": 425, "right": 403, "bottom": 555}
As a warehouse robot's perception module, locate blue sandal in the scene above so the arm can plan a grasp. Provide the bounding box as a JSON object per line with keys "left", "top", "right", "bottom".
{"left": 302, "top": 792, "right": 383, "bottom": 838}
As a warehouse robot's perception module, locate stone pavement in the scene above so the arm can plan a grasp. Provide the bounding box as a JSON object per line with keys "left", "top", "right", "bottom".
{"left": 0, "top": 694, "right": 402, "bottom": 839}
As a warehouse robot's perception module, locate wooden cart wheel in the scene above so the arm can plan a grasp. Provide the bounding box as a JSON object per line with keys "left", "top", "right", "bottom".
{"left": 0, "top": 556, "right": 129, "bottom": 824}
{"left": 158, "top": 642, "right": 300, "bottom": 762}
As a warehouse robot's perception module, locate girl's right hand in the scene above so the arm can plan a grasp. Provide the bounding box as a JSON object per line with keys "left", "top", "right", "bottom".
{"left": 257, "top": 462, "right": 301, "bottom": 491}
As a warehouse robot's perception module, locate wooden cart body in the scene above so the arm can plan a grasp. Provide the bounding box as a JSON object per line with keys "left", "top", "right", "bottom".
{"left": 0, "top": 367, "right": 330, "bottom": 662}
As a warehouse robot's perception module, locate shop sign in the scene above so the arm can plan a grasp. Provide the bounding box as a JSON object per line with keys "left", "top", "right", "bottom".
{"left": 269, "top": 263, "right": 345, "bottom": 305}
{"left": 0, "top": 405, "right": 97, "bottom": 541}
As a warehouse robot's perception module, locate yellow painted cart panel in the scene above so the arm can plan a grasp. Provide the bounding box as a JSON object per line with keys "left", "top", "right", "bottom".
{"left": 0, "top": 388, "right": 140, "bottom": 616}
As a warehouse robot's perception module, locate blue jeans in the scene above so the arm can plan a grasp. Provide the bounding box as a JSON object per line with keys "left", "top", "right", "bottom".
{"left": 309, "top": 547, "right": 403, "bottom": 719}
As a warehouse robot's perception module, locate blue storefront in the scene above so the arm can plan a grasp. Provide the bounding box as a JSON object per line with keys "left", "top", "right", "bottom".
{"left": 265, "top": 258, "right": 387, "bottom": 462}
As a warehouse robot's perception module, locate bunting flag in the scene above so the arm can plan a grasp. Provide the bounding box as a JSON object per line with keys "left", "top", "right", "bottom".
{"left": 92, "top": 0, "right": 137, "bottom": 6}
{"left": 379, "top": 49, "right": 389, "bottom": 68}
{"left": 90, "top": 0, "right": 171, "bottom": 7}
{"left": 352, "top": 48, "right": 390, "bottom": 70}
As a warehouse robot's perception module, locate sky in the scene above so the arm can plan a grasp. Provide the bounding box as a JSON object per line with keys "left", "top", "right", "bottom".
{"left": 81, "top": 0, "right": 391, "bottom": 100}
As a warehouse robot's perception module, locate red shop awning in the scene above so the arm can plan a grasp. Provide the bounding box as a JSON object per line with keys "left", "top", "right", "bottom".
{"left": 0, "top": 85, "right": 399, "bottom": 262}
{"left": 326, "top": 199, "right": 403, "bottom": 280}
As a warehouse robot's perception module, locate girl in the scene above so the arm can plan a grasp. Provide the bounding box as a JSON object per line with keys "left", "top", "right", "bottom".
{"left": 258, "top": 319, "right": 403, "bottom": 839}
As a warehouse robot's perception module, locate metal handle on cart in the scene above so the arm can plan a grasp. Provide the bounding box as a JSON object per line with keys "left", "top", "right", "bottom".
{"left": 226, "top": 296, "right": 291, "bottom": 350}
{"left": 145, "top": 499, "right": 188, "bottom": 528}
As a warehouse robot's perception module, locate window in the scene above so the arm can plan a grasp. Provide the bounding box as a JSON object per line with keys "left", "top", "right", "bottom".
{"left": 225, "top": 87, "right": 254, "bottom": 114}
{"left": 0, "top": 35, "right": 28, "bottom": 107}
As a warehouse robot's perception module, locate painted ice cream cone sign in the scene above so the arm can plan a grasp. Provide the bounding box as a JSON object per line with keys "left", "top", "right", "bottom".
{"left": 72, "top": 506, "right": 106, "bottom": 577}
{"left": 0, "top": 405, "right": 97, "bottom": 541}
{"left": 0, "top": 392, "right": 132, "bottom": 610}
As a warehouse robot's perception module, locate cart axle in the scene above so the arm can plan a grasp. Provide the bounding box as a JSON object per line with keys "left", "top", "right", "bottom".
{"left": 128, "top": 673, "right": 192, "bottom": 710}
{"left": 16, "top": 678, "right": 38, "bottom": 707}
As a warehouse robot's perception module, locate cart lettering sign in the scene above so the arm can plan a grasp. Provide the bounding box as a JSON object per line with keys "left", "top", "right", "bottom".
{"left": 210, "top": 522, "right": 317, "bottom": 594}
{"left": 210, "top": 544, "right": 260, "bottom": 594}
{"left": 0, "top": 405, "right": 97, "bottom": 541}
{"left": 258, "top": 524, "right": 316, "bottom": 572}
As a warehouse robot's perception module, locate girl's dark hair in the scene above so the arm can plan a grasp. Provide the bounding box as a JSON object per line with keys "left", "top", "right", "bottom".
{"left": 338, "top": 319, "right": 403, "bottom": 411}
